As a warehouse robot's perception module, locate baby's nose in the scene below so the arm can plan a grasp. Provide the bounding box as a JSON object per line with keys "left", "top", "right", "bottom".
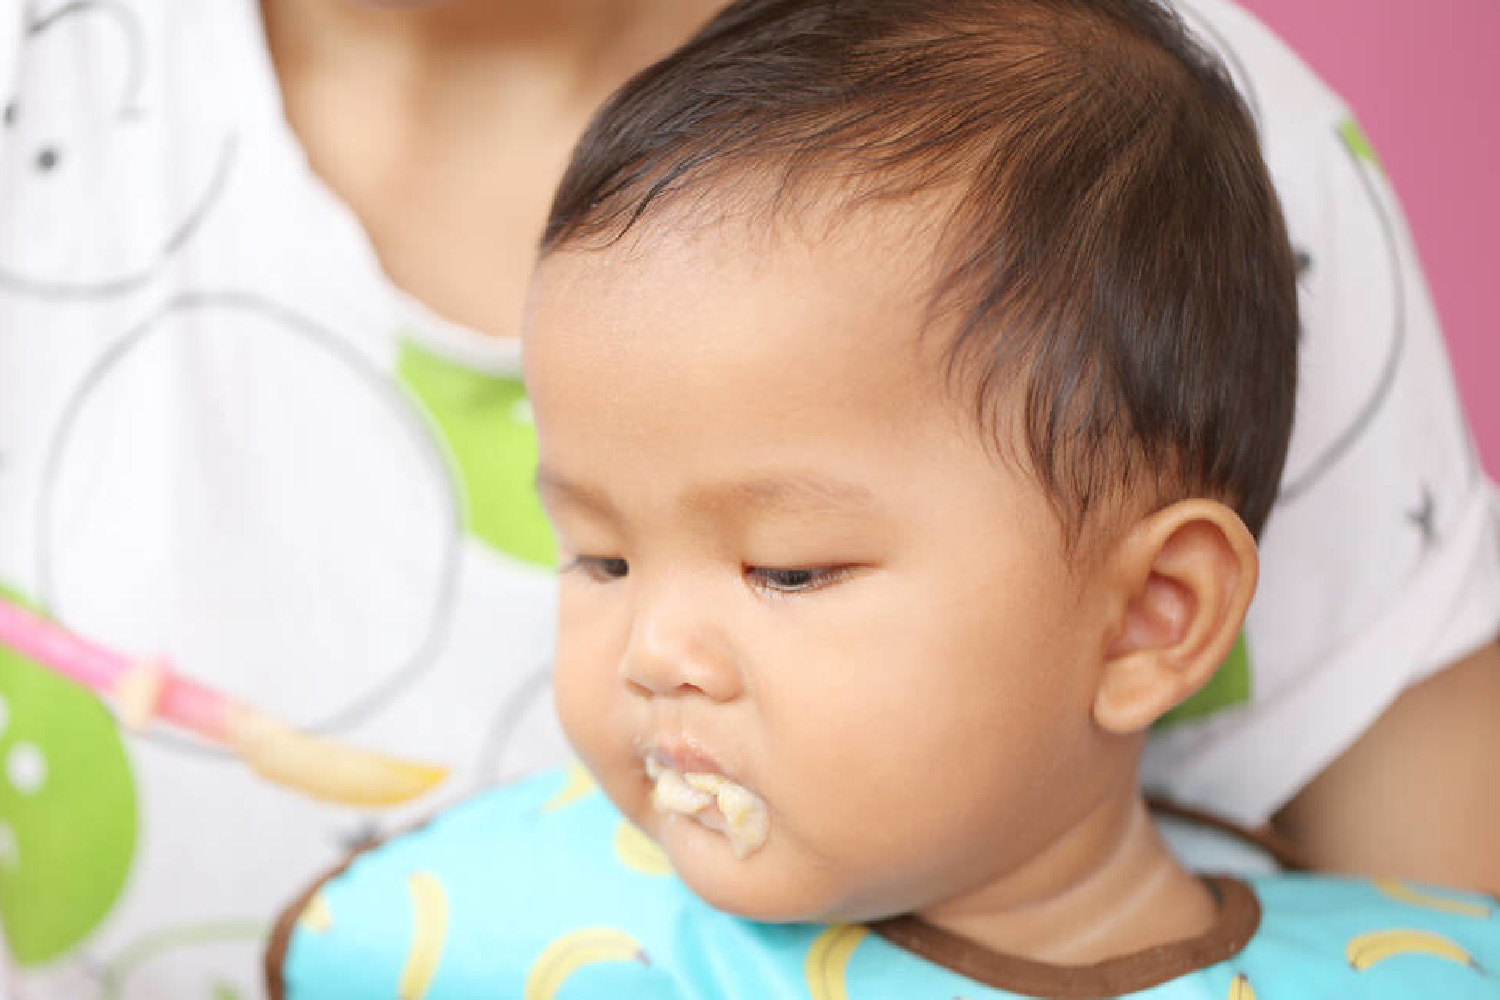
{"left": 622, "top": 609, "right": 743, "bottom": 702}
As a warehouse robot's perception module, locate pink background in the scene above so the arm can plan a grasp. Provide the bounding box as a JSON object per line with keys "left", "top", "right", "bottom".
{"left": 1241, "top": 0, "right": 1499, "bottom": 476}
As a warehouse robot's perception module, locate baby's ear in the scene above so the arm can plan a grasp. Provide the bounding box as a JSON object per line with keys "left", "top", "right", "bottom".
{"left": 1093, "top": 500, "right": 1257, "bottom": 734}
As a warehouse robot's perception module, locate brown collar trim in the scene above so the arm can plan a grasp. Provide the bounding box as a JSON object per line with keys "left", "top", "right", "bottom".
{"left": 263, "top": 837, "right": 376, "bottom": 1000}
{"left": 871, "top": 876, "right": 1260, "bottom": 998}
{"left": 262, "top": 823, "right": 420, "bottom": 1000}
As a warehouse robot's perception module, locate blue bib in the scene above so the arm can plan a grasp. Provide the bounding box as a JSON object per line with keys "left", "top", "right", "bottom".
{"left": 274, "top": 765, "right": 1500, "bottom": 999}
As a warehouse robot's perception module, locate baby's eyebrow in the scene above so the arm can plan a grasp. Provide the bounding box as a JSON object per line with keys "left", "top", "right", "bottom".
{"left": 535, "top": 468, "right": 876, "bottom": 518}
{"left": 691, "top": 474, "right": 876, "bottom": 515}
{"left": 534, "top": 467, "right": 617, "bottom": 518}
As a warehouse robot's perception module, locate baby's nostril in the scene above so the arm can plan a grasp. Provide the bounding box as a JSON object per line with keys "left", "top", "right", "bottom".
{"left": 35, "top": 146, "right": 60, "bottom": 172}
{"left": 2, "top": 101, "right": 15, "bottom": 126}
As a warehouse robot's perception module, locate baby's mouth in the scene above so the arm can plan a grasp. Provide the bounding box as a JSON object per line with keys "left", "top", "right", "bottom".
{"left": 646, "top": 757, "right": 769, "bottom": 860}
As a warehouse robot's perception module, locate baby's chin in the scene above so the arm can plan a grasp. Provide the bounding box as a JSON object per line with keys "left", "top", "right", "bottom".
{"left": 657, "top": 815, "right": 899, "bottom": 925}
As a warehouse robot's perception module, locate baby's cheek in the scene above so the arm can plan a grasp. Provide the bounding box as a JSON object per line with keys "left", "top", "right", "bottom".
{"left": 553, "top": 595, "right": 628, "bottom": 701}
{"left": 551, "top": 665, "right": 604, "bottom": 756}
{"left": 549, "top": 663, "right": 640, "bottom": 803}
{"left": 767, "top": 748, "right": 899, "bottom": 854}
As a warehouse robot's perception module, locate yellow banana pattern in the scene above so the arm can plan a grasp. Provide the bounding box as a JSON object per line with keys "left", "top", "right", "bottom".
{"left": 804, "top": 924, "right": 867, "bottom": 1000}
{"left": 397, "top": 872, "right": 450, "bottom": 1000}
{"left": 613, "top": 820, "right": 673, "bottom": 876}
{"left": 297, "top": 891, "right": 334, "bottom": 934}
{"left": 540, "top": 762, "right": 596, "bottom": 814}
{"left": 1374, "top": 879, "right": 1493, "bottom": 920}
{"left": 1346, "top": 928, "right": 1476, "bottom": 973}
{"left": 1228, "top": 972, "right": 1255, "bottom": 1000}
{"left": 524, "top": 927, "right": 649, "bottom": 1000}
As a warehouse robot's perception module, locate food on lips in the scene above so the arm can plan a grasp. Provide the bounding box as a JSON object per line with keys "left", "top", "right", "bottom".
{"left": 646, "top": 757, "right": 769, "bottom": 859}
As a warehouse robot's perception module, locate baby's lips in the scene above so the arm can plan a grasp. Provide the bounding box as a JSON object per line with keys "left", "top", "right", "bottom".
{"left": 641, "top": 738, "right": 729, "bottom": 779}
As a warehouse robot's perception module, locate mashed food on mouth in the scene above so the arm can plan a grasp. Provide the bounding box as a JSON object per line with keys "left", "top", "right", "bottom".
{"left": 647, "top": 759, "right": 769, "bottom": 859}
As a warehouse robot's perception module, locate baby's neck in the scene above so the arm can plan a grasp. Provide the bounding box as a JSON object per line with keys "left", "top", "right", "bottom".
{"left": 917, "top": 792, "right": 1215, "bottom": 965}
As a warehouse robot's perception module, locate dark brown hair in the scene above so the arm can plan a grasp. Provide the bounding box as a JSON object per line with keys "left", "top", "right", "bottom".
{"left": 542, "top": 0, "right": 1298, "bottom": 538}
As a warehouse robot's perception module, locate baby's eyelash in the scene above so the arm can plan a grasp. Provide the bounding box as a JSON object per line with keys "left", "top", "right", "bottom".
{"left": 744, "top": 565, "right": 856, "bottom": 595}
{"left": 561, "top": 555, "right": 629, "bottom": 582}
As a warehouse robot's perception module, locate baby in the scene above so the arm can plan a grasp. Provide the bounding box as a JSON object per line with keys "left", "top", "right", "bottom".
{"left": 268, "top": 0, "right": 1499, "bottom": 995}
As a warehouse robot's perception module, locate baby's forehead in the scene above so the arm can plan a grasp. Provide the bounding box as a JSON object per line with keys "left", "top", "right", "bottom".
{"left": 530, "top": 206, "right": 933, "bottom": 350}
{"left": 530, "top": 179, "right": 962, "bottom": 340}
{"left": 525, "top": 207, "right": 1047, "bottom": 485}
{"left": 527, "top": 224, "right": 989, "bottom": 456}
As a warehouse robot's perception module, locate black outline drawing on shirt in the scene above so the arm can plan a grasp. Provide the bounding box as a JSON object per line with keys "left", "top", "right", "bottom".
{"left": 1407, "top": 484, "right": 1438, "bottom": 546}
{"left": 0, "top": 1, "right": 238, "bottom": 300}
{"left": 1277, "top": 128, "right": 1404, "bottom": 505}
{"left": 34, "top": 292, "right": 463, "bottom": 753}
{"left": 28, "top": 1, "right": 146, "bottom": 116}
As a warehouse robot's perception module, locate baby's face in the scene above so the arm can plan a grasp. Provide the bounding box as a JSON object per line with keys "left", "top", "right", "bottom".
{"left": 525, "top": 212, "right": 1123, "bottom": 925}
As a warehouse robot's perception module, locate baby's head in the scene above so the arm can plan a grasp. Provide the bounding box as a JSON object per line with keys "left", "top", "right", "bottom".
{"left": 524, "top": 0, "right": 1296, "bottom": 928}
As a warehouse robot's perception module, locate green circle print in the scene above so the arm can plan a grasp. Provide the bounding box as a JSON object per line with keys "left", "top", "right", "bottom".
{"left": 0, "top": 586, "right": 138, "bottom": 965}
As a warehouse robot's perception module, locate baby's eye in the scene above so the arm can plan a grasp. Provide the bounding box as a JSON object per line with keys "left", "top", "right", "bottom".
{"left": 564, "top": 556, "right": 629, "bottom": 582}
{"left": 745, "top": 566, "right": 852, "bottom": 595}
